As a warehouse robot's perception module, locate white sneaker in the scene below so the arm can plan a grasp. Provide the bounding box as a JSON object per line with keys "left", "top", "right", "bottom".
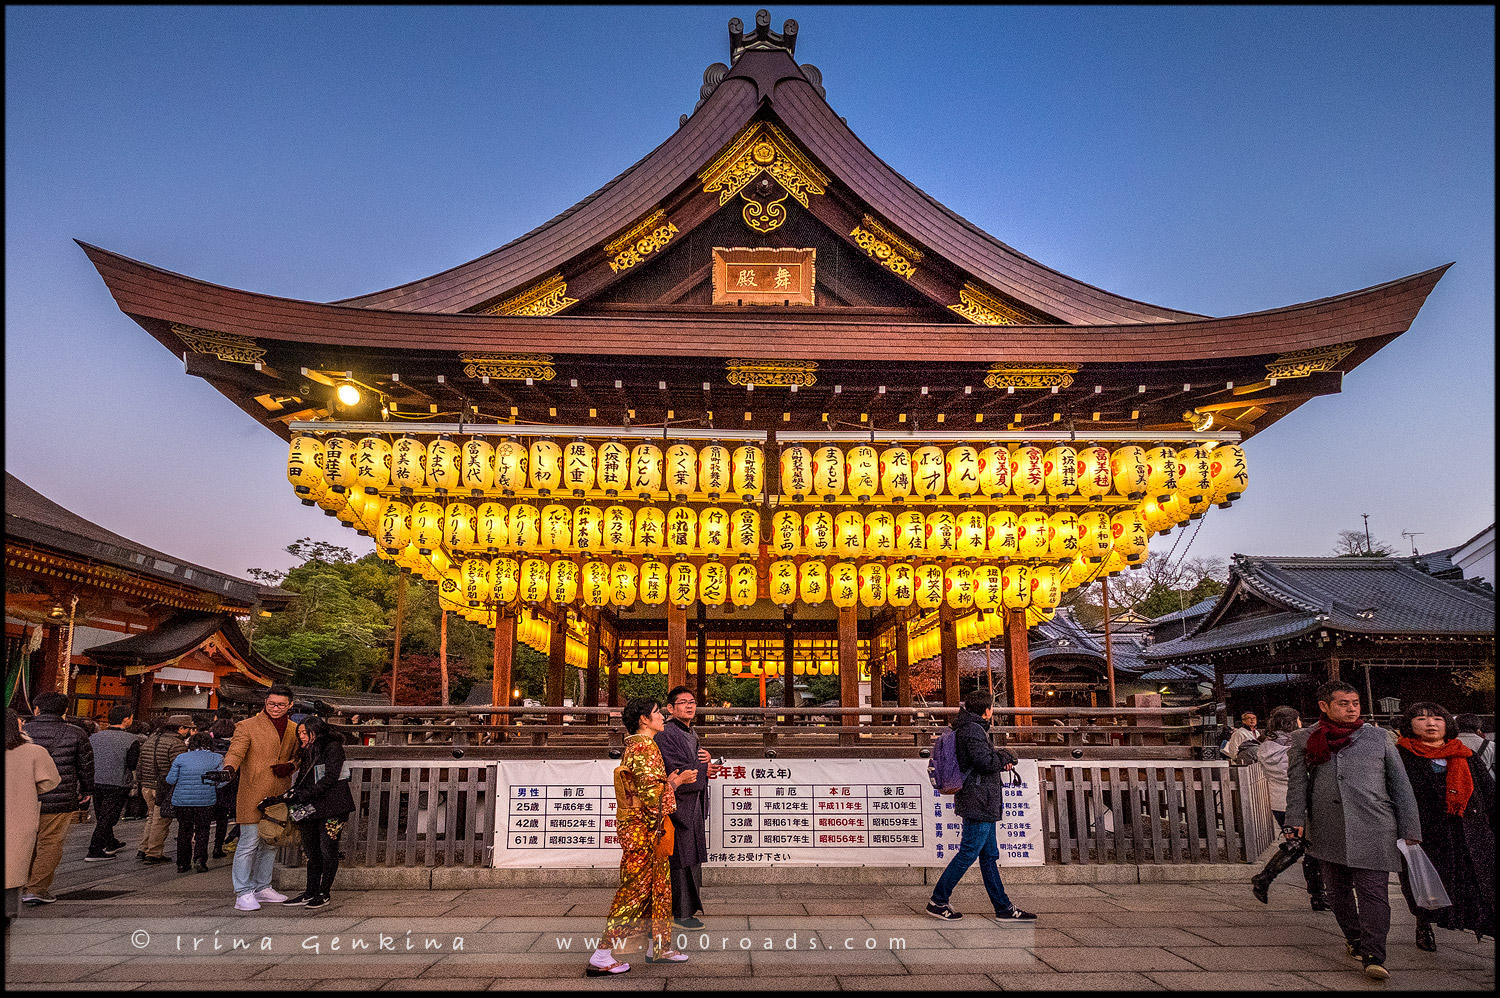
{"left": 234, "top": 894, "right": 261, "bottom": 911}
{"left": 253, "top": 887, "right": 288, "bottom": 903}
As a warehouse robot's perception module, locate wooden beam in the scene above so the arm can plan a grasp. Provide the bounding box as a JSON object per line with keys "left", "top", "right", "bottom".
{"left": 667, "top": 601, "right": 688, "bottom": 692}
{"left": 1005, "top": 608, "right": 1031, "bottom": 727}
{"left": 839, "top": 604, "right": 860, "bottom": 728}
{"left": 939, "top": 604, "right": 960, "bottom": 707}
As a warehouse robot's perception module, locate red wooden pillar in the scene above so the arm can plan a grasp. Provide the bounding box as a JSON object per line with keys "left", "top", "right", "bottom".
{"left": 939, "top": 604, "right": 960, "bottom": 707}
{"left": 667, "top": 601, "right": 688, "bottom": 693}
{"left": 1006, "top": 607, "right": 1032, "bottom": 730}
{"left": 491, "top": 611, "right": 515, "bottom": 725}
{"left": 839, "top": 604, "right": 859, "bottom": 729}
{"left": 584, "top": 613, "right": 602, "bottom": 722}
{"left": 546, "top": 606, "right": 568, "bottom": 707}
{"left": 782, "top": 609, "right": 796, "bottom": 713}
{"left": 895, "top": 613, "right": 911, "bottom": 725}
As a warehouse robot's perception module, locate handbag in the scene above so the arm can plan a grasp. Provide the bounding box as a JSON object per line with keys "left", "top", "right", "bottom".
{"left": 256, "top": 801, "right": 292, "bottom": 846}
{"left": 653, "top": 802, "right": 675, "bottom": 860}
{"left": 1397, "top": 839, "right": 1452, "bottom": 910}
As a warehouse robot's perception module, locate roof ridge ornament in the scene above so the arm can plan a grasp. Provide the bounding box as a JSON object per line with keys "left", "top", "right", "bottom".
{"left": 730, "top": 10, "right": 797, "bottom": 64}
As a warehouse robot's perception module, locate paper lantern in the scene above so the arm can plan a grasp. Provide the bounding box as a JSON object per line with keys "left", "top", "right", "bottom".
{"left": 427, "top": 437, "right": 462, "bottom": 494}
{"left": 858, "top": 563, "right": 887, "bottom": 608}
{"left": 844, "top": 445, "right": 878, "bottom": 501}
{"left": 508, "top": 503, "right": 540, "bottom": 552}
{"left": 834, "top": 511, "right": 864, "bottom": 558}
{"left": 1060, "top": 554, "right": 1093, "bottom": 591}
{"left": 1175, "top": 444, "right": 1214, "bottom": 518}
{"left": 634, "top": 506, "right": 666, "bottom": 554}
{"left": 1109, "top": 445, "right": 1148, "bottom": 500}
{"left": 696, "top": 443, "right": 730, "bottom": 498}
{"left": 956, "top": 510, "right": 987, "bottom": 559}
{"left": 1047, "top": 510, "right": 1080, "bottom": 560}
{"left": 445, "top": 502, "right": 479, "bottom": 553}
{"left": 945, "top": 564, "right": 975, "bottom": 609}
{"left": 1010, "top": 445, "right": 1045, "bottom": 500}
{"left": 629, "top": 443, "right": 663, "bottom": 497}
{"left": 461, "top": 438, "right": 495, "bottom": 496}
{"left": 1031, "top": 565, "right": 1063, "bottom": 610}
{"left": 802, "top": 510, "right": 834, "bottom": 555}
{"left": 698, "top": 560, "right": 727, "bottom": 605}
{"left": 321, "top": 435, "right": 356, "bottom": 494}
{"left": 1001, "top": 564, "right": 1033, "bottom": 609}
{"left": 808, "top": 445, "right": 844, "bottom": 501}
{"left": 973, "top": 564, "right": 1003, "bottom": 610}
{"left": 394, "top": 542, "right": 422, "bottom": 574}
{"left": 573, "top": 505, "right": 603, "bottom": 552}
{"left": 353, "top": 436, "right": 393, "bottom": 494}
{"left": 391, "top": 435, "right": 427, "bottom": 491}
{"left": 731, "top": 444, "right": 764, "bottom": 501}
{"left": 730, "top": 562, "right": 758, "bottom": 607}
{"left": 1111, "top": 507, "right": 1149, "bottom": 563}
{"left": 730, "top": 508, "right": 760, "bottom": 557}
{"left": 886, "top": 563, "right": 916, "bottom": 607}
{"left": 1101, "top": 549, "right": 1130, "bottom": 577}
{"left": 666, "top": 506, "right": 698, "bottom": 555}
{"left": 520, "top": 558, "right": 549, "bottom": 603}
{"left": 438, "top": 570, "right": 467, "bottom": 614}
{"left": 987, "top": 510, "right": 1020, "bottom": 558}
{"left": 493, "top": 439, "right": 527, "bottom": 495}
{"left": 665, "top": 443, "right": 697, "bottom": 500}
{"left": 915, "top": 563, "right": 945, "bottom": 609}
{"left": 665, "top": 561, "right": 695, "bottom": 607}
{"left": 461, "top": 558, "right": 492, "bottom": 607}
{"left": 895, "top": 510, "right": 926, "bottom": 556}
{"left": 769, "top": 559, "right": 798, "bottom": 606}
{"left": 927, "top": 510, "right": 958, "bottom": 556}
{"left": 315, "top": 488, "right": 344, "bottom": 516}
{"left": 287, "top": 435, "right": 325, "bottom": 496}
{"left": 1076, "top": 510, "right": 1113, "bottom": 563}
{"left": 913, "top": 445, "right": 947, "bottom": 499}
{"left": 779, "top": 445, "right": 813, "bottom": 501}
{"left": 560, "top": 440, "right": 594, "bottom": 496}
{"left": 550, "top": 559, "right": 579, "bottom": 605}
{"left": 586, "top": 440, "right": 624, "bottom": 496}
{"left": 946, "top": 445, "right": 981, "bottom": 499}
{"left": 1143, "top": 445, "right": 1179, "bottom": 502}
{"left": 879, "top": 446, "right": 913, "bottom": 500}
{"left": 540, "top": 504, "right": 572, "bottom": 552}
{"left": 1043, "top": 445, "right": 1079, "bottom": 500}
{"left": 491, "top": 557, "right": 519, "bottom": 603}
{"left": 1138, "top": 497, "right": 1172, "bottom": 535}
{"left": 411, "top": 501, "right": 445, "bottom": 553}
{"left": 1160, "top": 492, "right": 1189, "bottom": 528}
{"left": 979, "top": 445, "right": 1011, "bottom": 497}
{"left": 770, "top": 510, "right": 801, "bottom": 556}
{"left": 798, "top": 560, "right": 828, "bottom": 605}
{"left": 375, "top": 499, "right": 411, "bottom": 554}
{"left": 609, "top": 561, "right": 638, "bottom": 608}
{"left": 639, "top": 560, "right": 668, "bottom": 605}
{"left": 1208, "top": 443, "right": 1248, "bottom": 505}
{"left": 831, "top": 562, "right": 858, "bottom": 608}
{"left": 1016, "top": 510, "right": 1049, "bottom": 558}
{"left": 1075, "top": 445, "right": 1112, "bottom": 502}
{"left": 428, "top": 547, "right": 453, "bottom": 579}
{"left": 698, "top": 506, "right": 730, "bottom": 556}
{"left": 529, "top": 440, "right": 563, "bottom": 495}
{"left": 864, "top": 510, "right": 896, "bottom": 554}
{"left": 603, "top": 505, "right": 633, "bottom": 553}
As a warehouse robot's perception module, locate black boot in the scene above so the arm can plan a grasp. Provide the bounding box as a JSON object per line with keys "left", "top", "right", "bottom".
{"left": 1251, "top": 840, "right": 1302, "bottom": 904}
{"left": 1416, "top": 922, "right": 1436, "bottom": 952}
{"left": 1302, "top": 853, "right": 1332, "bottom": 911}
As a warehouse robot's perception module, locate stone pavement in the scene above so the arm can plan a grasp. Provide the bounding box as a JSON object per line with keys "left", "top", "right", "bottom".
{"left": 5, "top": 822, "right": 1493, "bottom": 991}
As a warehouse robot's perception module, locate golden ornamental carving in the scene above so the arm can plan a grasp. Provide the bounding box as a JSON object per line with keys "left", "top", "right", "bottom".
{"left": 850, "top": 215, "right": 922, "bottom": 278}
{"left": 725, "top": 358, "right": 818, "bottom": 387}
{"left": 460, "top": 353, "right": 557, "bottom": 381}
{"left": 948, "top": 283, "right": 1044, "bottom": 326}
{"left": 172, "top": 324, "right": 266, "bottom": 365}
{"left": 604, "top": 209, "right": 680, "bottom": 273}
{"left": 983, "top": 363, "right": 1079, "bottom": 390}
{"left": 482, "top": 273, "right": 578, "bottom": 317}
{"left": 1265, "top": 342, "right": 1356, "bottom": 380}
{"left": 699, "top": 122, "right": 828, "bottom": 234}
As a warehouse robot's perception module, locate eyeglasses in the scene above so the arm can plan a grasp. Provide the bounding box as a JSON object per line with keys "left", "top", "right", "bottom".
{"left": 671, "top": 698, "right": 697, "bottom": 706}
{"left": 264, "top": 700, "right": 292, "bottom": 711}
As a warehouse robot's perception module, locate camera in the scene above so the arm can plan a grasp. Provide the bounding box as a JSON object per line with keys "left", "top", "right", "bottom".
{"left": 200, "top": 769, "right": 235, "bottom": 786}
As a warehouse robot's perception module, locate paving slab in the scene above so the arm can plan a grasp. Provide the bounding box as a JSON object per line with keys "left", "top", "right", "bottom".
{"left": 488, "top": 975, "right": 668, "bottom": 990}
{"left": 664, "top": 976, "right": 838, "bottom": 991}
{"left": 246, "top": 955, "right": 442, "bottom": 979}
{"left": 750, "top": 948, "right": 909, "bottom": 974}
{"left": 991, "top": 971, "right": 1165, "bottom": 990}
{"left": 897, "top": 947, "right": 1048, "bottom": 973}
{"left": 1293, "top": 969, "right": 1486, "bottom": 990}
{"left": 1175, "top": 924, "right": 1349, "bottom": 946}
{"left": 838, "top": 973, "right": 996, "bottom": 990}
{"left": 1031, "top": 946, "right": 1201, "bottom": 973}
{"left": 1143, "top": 971, "right": 1325, "bottom": 989}
{"left": 1163, "top": 945, "right": 1354, "bottom": 972}
{"left": 1053, "top": 926, "right": 1222, "bottom": 948}
{"left": 79, "top": 958, "right": 281, "bottom": 982}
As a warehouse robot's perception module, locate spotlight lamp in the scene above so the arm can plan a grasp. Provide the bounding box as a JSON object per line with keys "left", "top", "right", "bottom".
{"left": 336, "top": 382, "right": 362, "bottom": 407}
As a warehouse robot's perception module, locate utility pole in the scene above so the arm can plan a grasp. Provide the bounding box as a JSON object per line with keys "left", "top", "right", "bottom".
{"left": 1361, "top": 513, "right": 1372, "bottom": 555}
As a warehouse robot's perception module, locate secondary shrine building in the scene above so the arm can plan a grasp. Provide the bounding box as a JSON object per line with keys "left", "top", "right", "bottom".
{"left": 79, "top": 11, "right": 1448, "bottom": 721}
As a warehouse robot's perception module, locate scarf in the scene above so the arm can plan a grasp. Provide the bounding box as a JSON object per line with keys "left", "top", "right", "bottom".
{"left": 1397, "top": 736, "right": 1475, "bottom": 815}
{"left": 1303, "top": 715, "right": 1364, "bottom": 768}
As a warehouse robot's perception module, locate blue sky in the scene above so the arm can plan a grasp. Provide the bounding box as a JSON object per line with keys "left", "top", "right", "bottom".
{"left": 5, "top": 6, "right": 1494, "bottom": 580}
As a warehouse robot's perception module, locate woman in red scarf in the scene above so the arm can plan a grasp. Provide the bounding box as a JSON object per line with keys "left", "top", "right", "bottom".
{"left": 1394, "top": 702, "right": 1494, "bottom": 951}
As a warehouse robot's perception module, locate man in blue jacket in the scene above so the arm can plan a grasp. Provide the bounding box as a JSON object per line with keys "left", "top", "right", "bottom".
{"left": 926, "top": 690, "right": 1037, "bottom": 923}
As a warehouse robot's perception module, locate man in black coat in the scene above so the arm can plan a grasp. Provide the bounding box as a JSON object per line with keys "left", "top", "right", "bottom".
{"left": 657, "top": 685, "right": 712, "bottom": 929}
{"left": 22, "top": 692, "right": 94, "bottom": 904}
{"left": 926, "top": 690, "right": 1036, "bottom": 923}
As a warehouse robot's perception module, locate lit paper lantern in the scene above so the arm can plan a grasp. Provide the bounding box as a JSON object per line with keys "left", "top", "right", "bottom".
{"left": 844, "top": 445, "right": 878, "bottom": 501}
{"left": 322, "top": 435, "right": 357, "bottom": 494}
{"left": 887, "top": 563, "right": 916, "bottom": 607}
{"left": 1110, "top": 445, "right": 1149, "bottom": 500}
{"left": 699, "top": 506, "right": 729, "bottom": 555}
{"left": 1047, "top": 510, "right": 1080, "bottom": 560}
{"left": 834, "top": 511, "right": 864, "bottom": 558}
{"left": 665, "top": 443, "right": 697, "bottom": 500}
{"left": 1043, "top": 445, "right": 1079, "bottom": 499}
{"left": 979, "top": 445, "right": 1011, "bottom": 497}
{"left": 1143, "top": 445, "right": 1179, "bottom": 502}
{"left": 1138, "top": 497, "right": 1173, "bottom": 535}
{"left": 879, "top": 446, "right": 913, "bottom": 500}
{"left": 1031, "top": 564, "right": 1063, "bottom": 610}
{"left": 1010, "top": 445, "right": 1045, "bottom": 501}
{"left": 634, "top": 506, "right": 666, "bottom": 554}
{"left": 588, "top": 441, "right": 625, "bottom": 496}
{"left": 1176, "top": 444, "right": 1214, "bottom": 518}
{"left": 508, "top": 503, "right": 540, "bottom": 552}
{"left": 730, "top": 508, "right": 760, "bottom": 557}
{"left": 573, "top": 505, "right": 603, "bottom": 552}
{"left": 477, "top": 503, "right": 508, "bottom": 553}
{"left": 529, "top": 440, "right": 563, "bottom": 495}
{"left": 927, "top": 510, "right": 958, "bottom": 556}
{"left": 353, "top": 436, "right": 392, "bottom": 494}
{"left": 864, "top": 510, "right": 896, "bottom": 554}
{"left": 461, "top": 438, "right": 495, "bottom": 496}
{"left": 392, "top": 435, "right": 427, "bottom": 491}
{"left": 630, "top": 443, "right": 663, "bottom": 497}
{"left": 375, "top": 499, "right": 411, "bottom": 554}
{"left": 974, "top": 564, "right": 1003, "bottom": 610}
{"left": 1060, "top": 554, "right": 1093, "bottom": 590}
{"left": 779, "top": 445, "right": 813, "bottom": 501}
{"left": 769, "top": 559, "right": 798, "bottom": 606}
{"left": 1208, "top": 443, "right": 1248, "bottom": 505}
{"left": 493, "top": 439, "right": 527, "bottom": 495}
{"left": 831, "top": 562, "right": 858, "bottom": 609}
{"left": 395, "top": 542, "right": 422, "bottom": 575}
{"left": 895, "top": 510, "right": 926, "bottom": 556}
{"left": 913, "top": 445, "right": 947, "bottom": 499}
{"left": 915, "top": 563, "right": 944, "bottom": 609}
{"left": 730, "top": 562, "right": 758, "bottom": 607}
{"left": 428, "top": 547, "right": 452, "bottom": 578}
{"left": 858, "top": 563, "right": 887, "bottom": 608}
{"left": 603, "top": 505, "right": 633, "bottom": 553}
{"left": 1111, "top": 508, "right": 1149, "bottom": 563}
{"left": 562, "top": 440, "right": 595, "bottom": 496}
{"left": 315, "top": 488, "right": 344, "bottom": 516}
{"left": 609, "top": 561, "right": 638, "bottom": 607}
{"left": 461, "top": 558, "right": 492, "bottom": 607}
{"left": 550, "top": 559, "right": 579, "bottom": 605}
{"left": 541, "top": 504, "right": 572, "bottom": 552}
{"left": 946, "top": 445, "right": 981, "bottom": 499}
{"left": 697, "top": 443, "right": 730, "bottom": 498}
{"left": 287, "top": 435, "right": 325, "bottom": 496}
{"left": 731, "top": 445, "right": 764, "bottom": 501}
{"left": 427, "top": 436, "right": 462, "bottom": 494}
{"left": 810, "top": 445, "right": 845, "bottom": 501}
{"left": 438, "top": 571, "right": 467, "bottom": 614}
{"left": 445, "top": 502, "right": 479, "bottom": 553}
{"left": 770, "top": 510, "right": 801, "bottom": 555}
{"left": 491, "top": 557, "right": 519, "bottom": 603}
{"left": 520, "top": 558, "right": 549, "bottom": 603}
{"left": 1016, "top": 511, "right": 1049, "bottom": 558}
{"left": 1160, "top": 492, "right": 1189, "bottom": 528}
{"left": 987, "top": 510, "right": 1020, "bottom": 558}
{"left": 665, "top": 561, "right": 694, "bottom": 607}
{"left": 1076, "top": 510, "right": 1113, "bottom": 563}
{"left": 666, "top": 506, "right": 697, "bottom": 555}
{"left": 802, "top": 510, "right": 834, "bottom": 555}
{"left": 639, "top": 560, "right": 668, "bottom": 605}
{"left": 1001, "top": 564, "right": 1033, "bottom": 609}
{"left": 1101, "top": 549, "right": 1130, "bottom": 577}
{"left": 411, "top": 501, "right": 445, "bottom": 554}
{"left": 956, "top": 510, "right": 987, "bottom": 559}
{"left": 798, "top": 560, "right": 828, "bottom": 605}
{"left": 699, "top": 561, "right": 727, "bottom": 605}
{"left": 1075, "top": 445, "right": 1112, "bottom": 502}
{"left": 945, "top": 563, "right": 975, "bottom": 609}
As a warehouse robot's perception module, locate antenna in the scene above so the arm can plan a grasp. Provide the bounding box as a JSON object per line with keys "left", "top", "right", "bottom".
{"left": 1401, "top": 530, "right": 1424, "bottom": 556}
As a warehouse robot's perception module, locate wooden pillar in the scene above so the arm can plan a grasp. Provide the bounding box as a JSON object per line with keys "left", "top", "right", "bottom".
{"left": 667, "top": 601, "right": 688, "bottom": 693}
{"left": 694, "top": 604, "right": 708, "bottom": 706}
{"left": 869, "top": 620, "right": 885, "bottom": 721}
{"left": 1005, "top": 608, "right": 1031, "bottom": 729}
{"left": 491, "top": 610, "right": 515, "bottom": 725}
{"left": 37, "top": 626, "right": 65, "bottom": 699}
{"left": 1362, "top": 662, "right": 1374, "bottom": 719}
{"left": 606, "top": 622, "right": 620, "bottom": 710}
{"left": 839, "top": 604, "right": 860, "bottom": 729}
{"left": 584, "top": 613, "right": 602, "bottom": 723}
{"left": 134, "top": 670, "right": 154, "bottom": 717}
{"left": 939, "top": 604, "right": 960, "bottom": 707}
{"left": 1101, "top": 577, "right": 1117, "bottom": 708}
{"left": 1325, "top": 652, "right": 1341, "bottom": 682}
{"left": 390, "top": 571, "right": 406, "bottom": 705}
{"left": 895, "top": 613, "right": 911, "bottom": 726}
{"left": 439, "top": 609, "right": 450, "bottom": 706}
{"left": 546, "top": 607, "right": 567, "bottom": 707}
{"left": 782, "top": 608, "right": 796, "bottom": 712}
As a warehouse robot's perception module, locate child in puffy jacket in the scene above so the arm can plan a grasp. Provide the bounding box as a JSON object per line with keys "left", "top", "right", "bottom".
{"left": 165, "top": 733, "right": 224, "bottom": 873}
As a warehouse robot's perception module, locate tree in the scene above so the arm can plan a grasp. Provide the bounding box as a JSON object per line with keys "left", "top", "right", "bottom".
{"left": 1332, "top": 529, "right": 1395, "bottom": 557}
{"left": 372, "top": 652, "right": 476, "bottom": 706}
{"left": 1063, "top": 552, "right": 1228, "bottom": 624}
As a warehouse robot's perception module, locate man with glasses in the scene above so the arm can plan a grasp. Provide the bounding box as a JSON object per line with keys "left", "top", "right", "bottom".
{"left": 221, "top": 684, "right": 301, "bottom": 911}
{"left": 1286, "top": 681, "right": 1421, "bottom": 981}
{"left": 657, "top": 685, "right": 713, "bottom": 929}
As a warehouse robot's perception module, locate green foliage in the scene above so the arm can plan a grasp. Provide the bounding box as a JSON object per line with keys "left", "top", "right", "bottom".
{"left": 802, "top": 673, "right": 842, "bottom": 705}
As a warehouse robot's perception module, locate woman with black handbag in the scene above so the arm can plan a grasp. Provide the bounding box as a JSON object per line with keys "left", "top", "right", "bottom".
{"left": 281, "top": 716, "right": 353, "bottom": 909}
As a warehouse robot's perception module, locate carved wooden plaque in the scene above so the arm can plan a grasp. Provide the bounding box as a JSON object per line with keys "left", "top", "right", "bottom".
{"left": 711, "top": 247, "right": 816, "bottom": 306}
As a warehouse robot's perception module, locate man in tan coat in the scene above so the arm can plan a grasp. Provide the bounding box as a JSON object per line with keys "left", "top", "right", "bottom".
{"left": 221, "top": 684, "right": 300, "bottom": 911}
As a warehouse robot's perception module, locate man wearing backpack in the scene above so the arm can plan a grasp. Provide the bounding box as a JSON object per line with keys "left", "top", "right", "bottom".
{"left": 926, "top": 690, "right": 1037, "bottom": 923}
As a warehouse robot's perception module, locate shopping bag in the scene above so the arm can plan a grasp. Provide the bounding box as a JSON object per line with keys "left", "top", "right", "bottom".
{"left": 1396, "top": 839, "right": 1452, "bottom": 910}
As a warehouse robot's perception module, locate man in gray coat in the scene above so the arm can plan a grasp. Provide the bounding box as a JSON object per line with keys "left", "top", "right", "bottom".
{"left": 657, "top": 685, "right": 711, "bottom": 929}
{"left": 1286, "top": 680, "right": 1421, "bottom": 981}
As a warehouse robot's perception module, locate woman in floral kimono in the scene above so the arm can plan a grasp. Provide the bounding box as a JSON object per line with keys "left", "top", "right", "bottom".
{"left": 586, "top": 698, "right": 697, "bottom": 976}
